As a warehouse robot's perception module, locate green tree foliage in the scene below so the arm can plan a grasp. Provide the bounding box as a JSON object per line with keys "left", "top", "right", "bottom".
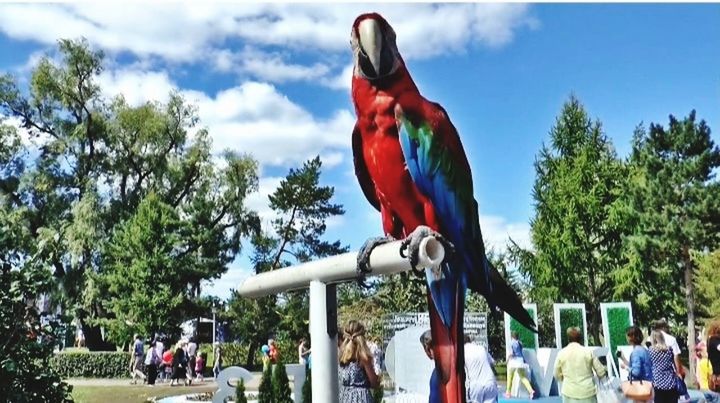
{"left": 99, "top": 193, "right": 188, "bottom": 344}
{"left": 272, "top": 363, "right": 293, "bottom": 403}
{"left": 617, "top": 111, "right": 720, "bottom": 377}
{"left": 0, "top": 38, "right": 259, "bottom": 350}
{"left": 694, "top": 249, "right": 720, "bottom": 324}
{"left": 257, "top": 364, "right": 273, "bottom": 403}
{"left": 302, "top": 369, "right": 312, "bottom": 403}
{"left": 227, "top": 157, "right": 347, "bottom": 366}
{"left": 0, "top": 117, "right": 72, "bottom": 401}
{"left": 510, "top": 96, "right": 626, "bottom": 345}
{"left": 235, "top": 377, "right": 248, "bottom": 403}
{"left": 0, "top": 267, "right": 73, "bottom": 402}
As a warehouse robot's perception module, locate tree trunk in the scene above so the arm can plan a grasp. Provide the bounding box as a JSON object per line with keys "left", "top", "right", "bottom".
{"left": 683, "top": 246, "right": 696, "bottom": 384}
{"left": 81, "top": 320, "right": 115, "bottom": 351}
{"left": 245, "top": 341, "right": 258, "bottom": 369}
{"left": 589, "top": 302, "right": 601, "bottom": 346}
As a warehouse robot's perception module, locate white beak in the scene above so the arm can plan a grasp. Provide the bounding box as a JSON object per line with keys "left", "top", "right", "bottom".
{"left": 358, "top": 18, "right": 382, "bottom": 76}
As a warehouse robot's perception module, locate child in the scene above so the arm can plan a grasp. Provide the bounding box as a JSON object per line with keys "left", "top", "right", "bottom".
{"left": 195, "top": 352, "right": 206, "bottom": 382}
{"left": 697, "top": 341, "right": 714, "bottom": 390}
{"left": 160, "top": 347, "right": 173, "bottom": 383}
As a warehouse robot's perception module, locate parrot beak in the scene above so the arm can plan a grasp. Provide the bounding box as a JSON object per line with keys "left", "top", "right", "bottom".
{"left": 357, "top": 18, "right": 383, "bottom": 77}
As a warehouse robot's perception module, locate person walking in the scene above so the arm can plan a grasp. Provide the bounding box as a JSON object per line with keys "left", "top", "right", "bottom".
{"left": 213, "top": 342, "right": 222, "bottom": 378}
{"left": 338, "top": 320, "right": 379, "bottom": 403}
{"left": 160, "top": 346, "right": 173, "bottom": 383}
{"left": 505, "top": 332, "right": 535, "bottom": 399}
{"left": 144, "top": 341, "right": 159, "bottom": 386}
{"left": 619, "top": 326, "right": 653, "bottom": 403}
{"left": 171, "top": 342, "right": 189, "bottom": 386}
{"left": 554, "top": 328, "right": 607, "bottom": 403}
{"left": 707, "top": 320, "right": 720, "bottom": 392}
{"left": 648, "top": 330, "right": 679, "bottom": 403}
{"left": 652, "top": 320, "right": 684, "bottom": 379}
{"left": 464, "top": 335, "right": 498, "bottom": 403}
{"left": 187, "top": 337, "right": 198, "bottom": 383}
{"left": 130, "top": 334, "right": 146, "bottom": 384}
{"left": 695, "top": 341, "right": 714, "bottom": 390}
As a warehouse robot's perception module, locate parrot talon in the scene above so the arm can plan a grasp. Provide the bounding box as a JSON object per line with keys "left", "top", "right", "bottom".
{"left": 356, "top": 236, "right": 395, "bottom": 286}
{"left": 400, "top": 225, "right": 455, "bottom": 272}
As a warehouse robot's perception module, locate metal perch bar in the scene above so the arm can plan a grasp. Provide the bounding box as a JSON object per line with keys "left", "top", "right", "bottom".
{"left": 237, "top": 236, "right": 445, "bottom": 298}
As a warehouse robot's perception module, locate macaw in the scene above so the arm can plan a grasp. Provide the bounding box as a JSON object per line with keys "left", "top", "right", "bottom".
{"left": 349, "top": 13, "right": 536, "bottom": 403}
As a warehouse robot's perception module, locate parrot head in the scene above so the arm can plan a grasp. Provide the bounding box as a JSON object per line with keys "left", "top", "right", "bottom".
{"left": 351, "top": 13, "right": 403, "bottom": 81}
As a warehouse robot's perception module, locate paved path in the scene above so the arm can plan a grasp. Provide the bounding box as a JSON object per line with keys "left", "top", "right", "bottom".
{"left": 67, "top": 373, "right": 264, "bottom": 390}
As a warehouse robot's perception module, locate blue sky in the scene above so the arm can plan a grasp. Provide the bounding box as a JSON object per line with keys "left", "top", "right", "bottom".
{"left": 1, "top": 3, "right": 718, "bottom": 299}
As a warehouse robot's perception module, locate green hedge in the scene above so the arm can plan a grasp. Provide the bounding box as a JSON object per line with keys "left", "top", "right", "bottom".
{"left": 510, "top": 307, "right": 537, "bottom": 349}
{"left": 51, "top": 351, "right": 131, "bottom": 378}
{"left": 559, "top": 308, "right": 585, "bottom": 346}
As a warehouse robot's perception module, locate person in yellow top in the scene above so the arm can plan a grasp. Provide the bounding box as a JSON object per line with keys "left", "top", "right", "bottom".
{"left": 554, "top": 327, "right": 608, "bottom": 403}
{"left": 696, "top": 341, "right": 714, "bottom": 390}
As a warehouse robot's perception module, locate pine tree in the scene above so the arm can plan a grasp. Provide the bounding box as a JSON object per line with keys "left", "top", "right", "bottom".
{"left": 272, "top": 364, "right": 293, "bottom": 403}
{"left": 235, "top": 378, "right": 248, "bottom": 403}
{"left": 301, "top": 369, "right": 312, "bottom": 403}
{"left": 694, "top": 249, "right": 720, "bottom": 325}
{"left": 257, "top": 364, "right": 273, "bottom": 403}
{"left": 619, "top": 111, "right": 720, "bottom": 380}
{"left": 509, "top": 96, "right": 626, "bottom": 344}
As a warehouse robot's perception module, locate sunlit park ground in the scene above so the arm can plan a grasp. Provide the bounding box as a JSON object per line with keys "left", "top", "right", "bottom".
{"left": 70, "top": 382, "right": 217, "bottom": 403}
{"left": 67, "top": 364, "right": 509, "bottom": 403}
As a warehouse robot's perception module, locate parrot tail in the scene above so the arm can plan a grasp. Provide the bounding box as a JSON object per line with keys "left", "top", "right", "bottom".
{"left": 487, "top": 262, "right": 537, "bottom": 332}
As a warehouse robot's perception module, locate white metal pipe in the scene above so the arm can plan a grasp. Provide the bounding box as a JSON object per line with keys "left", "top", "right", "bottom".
{"left": 238, "top": 236, "right": 444, "bottom": 298}
{"left": 309, "top": 280, "right": 339, "bottom": 402}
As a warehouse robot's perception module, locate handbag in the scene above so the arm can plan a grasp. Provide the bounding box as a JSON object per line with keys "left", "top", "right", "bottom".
{"left": 621, "top": 379, "right": 653, "bottom": 401}
{"left": 675, "top": 375, "right": 689, "bottom": 396}
{"left": 597, "top": 379, "right": 622, "bottom": 403}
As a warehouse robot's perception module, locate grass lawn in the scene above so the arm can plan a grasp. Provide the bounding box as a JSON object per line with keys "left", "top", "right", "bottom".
{"left": 72, "top": 384, "right": 216, "bottom": 403}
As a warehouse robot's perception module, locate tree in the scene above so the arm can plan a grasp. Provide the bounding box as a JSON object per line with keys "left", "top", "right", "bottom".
{"left": 98, "top": 193, "right": 189, "bottom": 344}
{"left": 618, "top": 111, "right": 720, "bottom": 378}
{"left": 510, "top": 96, "right": 627, "bottom": 345}
{"left": 0, "top": 38, "right": 260, "bottom": 349}
{"left": 272, "top": 363, "right": 293, "bottom": 403}
{"left": 694, "top": 249, "right": 720, "bottom": 326}
{"left": 257, "top": 364, "right": 273, "bottom": 403}
{"left": 466, "top": 250, "right": 525, "bottom": 355}
{"left": 0, "top": 107, "right": 71, "bottom": 402}
{"left": 235, "top": 377, "right": 248, "bottom": 403}
{"left": 302, "top": 369, "right": 312, "bottom": 403}
{"left": 227, "top": 157, "right": 347, "bottom": 364}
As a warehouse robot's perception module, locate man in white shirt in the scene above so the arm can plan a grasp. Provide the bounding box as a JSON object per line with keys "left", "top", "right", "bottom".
{"left": 464, "top": 335, "right": 498, "bottom": 403}
{"left": 654, "top": 319, "right": 685, "bottom": 378}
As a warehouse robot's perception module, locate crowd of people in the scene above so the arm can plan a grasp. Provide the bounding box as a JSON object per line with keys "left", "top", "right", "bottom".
{"left": 335, "top": 317, "right": 720, "bottom": 403}
{"left": 128, "top": 334, "right": 222, "bottom": 387}
{"left": 122, "top": 317, "right": 720, "bottom": 402}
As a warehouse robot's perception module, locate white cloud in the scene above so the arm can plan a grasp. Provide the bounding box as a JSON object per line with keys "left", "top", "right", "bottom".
{"left": 322, "top": 63, "right": 354, "bottom": 90}
{"left": 479, "top": 214, "right": 532, "bottom": 253}
{"left": 0, "top": 3, "right": 536, "bottom": 85}
{"left": 98, "top": 68, "right": 176, "bottom": 106}
{"left": 96, "top": 67, "right": 355, "bottom": 168}
{"left": 212, "top": 47, "right": 331, "bottom": 84}
{"left": 193, "top": 83, "right": 354, "bottom": 167}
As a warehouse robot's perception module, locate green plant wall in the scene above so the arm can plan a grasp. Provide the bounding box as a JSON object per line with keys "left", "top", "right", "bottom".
{"left": 607, "top": 307, "right": 631, "bottom": 357}
{"left": 509, "top": 306, "right": 537, "bottom": 349}
{"left": 558, "top": 307, "right": 585, "bottom": 346}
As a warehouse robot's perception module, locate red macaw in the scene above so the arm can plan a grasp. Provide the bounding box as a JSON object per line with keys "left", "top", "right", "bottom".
{"left": 349, "top": 13, "right": 536, "bottom": 403}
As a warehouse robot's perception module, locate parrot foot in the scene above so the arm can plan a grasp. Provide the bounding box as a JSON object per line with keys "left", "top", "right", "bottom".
{"left": 356, "top": 236, "right": 395, "bottom": 287}
{"left": 399, "top": 225, "right": 455, "bottom": 273}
